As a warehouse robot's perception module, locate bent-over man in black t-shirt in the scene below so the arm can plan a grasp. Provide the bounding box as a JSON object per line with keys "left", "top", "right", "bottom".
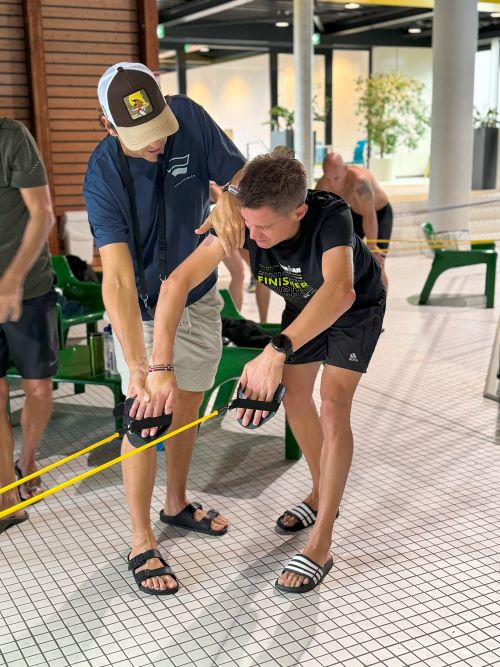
{"left": 152, "top": 147, "right": 386, "bottom": 593}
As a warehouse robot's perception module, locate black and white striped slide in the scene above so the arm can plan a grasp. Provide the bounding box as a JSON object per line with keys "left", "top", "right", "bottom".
{"left": 275, "top": 553, "right": 334, "bottom": 593}
{"left": 276, "top": 502, "right": 339, "bottom": 533}
{"left": 276, "top": 501, "right": 317, "bottom": 532}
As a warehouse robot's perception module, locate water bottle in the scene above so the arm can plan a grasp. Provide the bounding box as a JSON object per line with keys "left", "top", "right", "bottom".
{"left": 89, "top": 332, "right": 104, "bottom": 376}
{"left": 103, "top": 324, "right": 117, "bottom": 376}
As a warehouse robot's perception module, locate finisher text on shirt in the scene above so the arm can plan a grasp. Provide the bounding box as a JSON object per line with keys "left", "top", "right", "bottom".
{"left": 257, "top": 264, "right": 315, "bottom": 299}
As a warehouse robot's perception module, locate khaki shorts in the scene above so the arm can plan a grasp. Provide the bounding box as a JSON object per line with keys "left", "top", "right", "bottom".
{"left": 114, "top": 285, "right": 223, "bottom": 396}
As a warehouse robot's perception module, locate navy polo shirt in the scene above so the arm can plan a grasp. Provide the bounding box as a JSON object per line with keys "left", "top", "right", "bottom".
{"left": 84, "top": 94, "right": 245, "bottom": 319}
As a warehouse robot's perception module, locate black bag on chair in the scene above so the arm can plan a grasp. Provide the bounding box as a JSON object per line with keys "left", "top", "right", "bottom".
{"left": 66, "top": 255, "right": 100, "bottom": 284}
{"left": 221, "top": 317, "right": 271, "bottom": 349}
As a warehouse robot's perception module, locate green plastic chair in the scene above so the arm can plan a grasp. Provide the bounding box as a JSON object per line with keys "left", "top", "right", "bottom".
{"left": 7, "top": 304, "right": 124, "bottom": 430}
{"left": 419, "top": 223, "right": 497, "bottom": 308}
{"left": 51, "top": 255, "right": 105, "bottom": 346}
{"left": 197, "top": 289, "right": 301, "bottom": 460}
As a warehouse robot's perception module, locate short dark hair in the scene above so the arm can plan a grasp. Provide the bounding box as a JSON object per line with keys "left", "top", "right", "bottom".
{"left": 236, "top": 147, "right": 308, "bottom": 214}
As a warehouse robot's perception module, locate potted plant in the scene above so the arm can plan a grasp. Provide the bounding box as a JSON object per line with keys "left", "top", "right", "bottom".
{"left": 355, "top": 72, "right": 429, "bottom": 181}
{"left": 472, "top": 107, "right": 500, "bottom": 190}
{"left": 266, "top": 105, "right": 295, "bottom": 150}
{"left": 265, "top": 97, "right": 330, "bottom": 151}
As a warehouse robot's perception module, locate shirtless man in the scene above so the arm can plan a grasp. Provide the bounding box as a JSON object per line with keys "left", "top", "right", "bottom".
{"left": 316, "top": 152, "right": 393, "bottom": 290}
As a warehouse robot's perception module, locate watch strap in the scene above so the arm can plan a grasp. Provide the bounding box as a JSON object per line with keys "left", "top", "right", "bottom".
{"left": 271, "top": 334, "right": 294, "bottom": 361}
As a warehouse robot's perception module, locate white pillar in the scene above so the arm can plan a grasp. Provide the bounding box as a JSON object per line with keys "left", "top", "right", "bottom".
{"left": 489, "top": 38, "right": 500, "bottom": 109}
{"left": 488, "top": 39, "right": 500, "bottom": 190}
{"left": 294, "top": 0, "right": 314, "bottom": 183}
{"left": 429, "top": 0, "right": 478, "bottom": 232}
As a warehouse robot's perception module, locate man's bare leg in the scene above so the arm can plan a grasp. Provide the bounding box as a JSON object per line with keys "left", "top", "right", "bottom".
{"left": 280, "top": 362, "right": 323, "bottom": 527}
{"left": 255, "top": 281, "right": 270, "bottom": 323}
{"left": 163, "top": 389, "right": 228, "bottom": 532}
{"left": 222, "top": 253, "right": 245, "bottom": 312}
{"left": 124, "top": 435, "right": 178, "bottom": 591}
{"left": 15, "top": 379, "right": 52, "bottom": 497}
{"left": 240, "top": 248, "right": 271, "bottom": 322}
{"left": 0, "top": 378, "right": 25, "bottom": 519}
{"left": 278, "top": 366, "right": 361, "bottom": 588}
{"left": 126, "top": 390, "right": 229, "bottom": 591}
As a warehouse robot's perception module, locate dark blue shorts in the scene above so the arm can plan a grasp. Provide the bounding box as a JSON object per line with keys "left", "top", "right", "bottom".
{"left": 0, "top": 289, "right": 59, "bottom": 379}
{"left": 281, "top": 290, "right": 386, "bottom": 373}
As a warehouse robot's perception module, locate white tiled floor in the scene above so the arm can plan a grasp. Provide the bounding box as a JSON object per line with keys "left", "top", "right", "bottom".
{"left": 1, "top": 254, "right": 500, "bottom": 667}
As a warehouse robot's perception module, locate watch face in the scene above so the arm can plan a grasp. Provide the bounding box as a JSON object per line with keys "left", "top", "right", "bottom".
{"left": 272, "top": 334, "right": 291, "bottom": 351}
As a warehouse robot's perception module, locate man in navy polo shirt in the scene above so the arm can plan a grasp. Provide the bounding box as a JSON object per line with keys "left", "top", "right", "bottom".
{"left": 84, "top": 63, "right": 246, "bottom": 595}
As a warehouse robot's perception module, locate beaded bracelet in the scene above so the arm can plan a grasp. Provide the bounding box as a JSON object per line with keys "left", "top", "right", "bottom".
{"left": 148, "top": 363, "right": 174, "bottom": 373}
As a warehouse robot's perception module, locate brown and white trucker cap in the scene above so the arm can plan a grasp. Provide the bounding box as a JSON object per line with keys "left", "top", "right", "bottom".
{"left": 98, "top": 62, "right": 179, "bottom": 151}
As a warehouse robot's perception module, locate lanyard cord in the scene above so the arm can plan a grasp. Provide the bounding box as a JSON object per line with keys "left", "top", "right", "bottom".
{"left": 116, "top": 141, "right": 168, "bottom": 314}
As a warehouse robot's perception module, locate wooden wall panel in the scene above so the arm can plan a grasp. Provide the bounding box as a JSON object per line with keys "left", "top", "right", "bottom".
{"left": 0, "top": 0, "right": 30, "bottom": 127}
{"left": 4, "top": 0, "right": 158, "bottom": 258}
{"left": 41, "top": 0, "right": 143, "bottom": 216}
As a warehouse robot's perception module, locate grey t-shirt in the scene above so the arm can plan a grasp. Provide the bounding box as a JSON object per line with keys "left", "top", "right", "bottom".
{"left": 0, "top": 118, "right": 53, "bottom": 299}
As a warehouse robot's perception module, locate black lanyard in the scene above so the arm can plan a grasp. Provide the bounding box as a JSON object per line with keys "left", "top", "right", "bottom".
{"left": 117, "top": 141, "right": 167, "bottom": 315}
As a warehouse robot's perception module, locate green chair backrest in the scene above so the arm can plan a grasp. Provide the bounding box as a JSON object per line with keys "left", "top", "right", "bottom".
{"left": 421, "top": 222, "right": 437, "bottom": 253}
{"left": 421, "top": 222, "right": 434, "bottom": 240}
{"left": 219, "top": 288, "right": 243, "bottom": 320}
{"left": 51, "top": 255, "right": 104, "bottom": 310}
{"left": 51, "top": 255, "right": 75, "bottom": 288}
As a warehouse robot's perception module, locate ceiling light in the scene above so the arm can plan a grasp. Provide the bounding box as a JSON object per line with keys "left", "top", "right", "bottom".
{"left": 275, "top": 21, "right": 290, "bottom": 28}
{"left": 345, "top": 3, "right": 360, "bottom": 9}
{"left": 408, "top": 27, "right": 422, "bottom": 34}
{"left": 491, "top": 12, "right": 500, "bottom": 17}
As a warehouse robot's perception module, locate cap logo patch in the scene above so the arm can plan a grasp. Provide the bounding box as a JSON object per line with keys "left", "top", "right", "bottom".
{"left": 123, "top": 89, "right": 153, "bottom": 120}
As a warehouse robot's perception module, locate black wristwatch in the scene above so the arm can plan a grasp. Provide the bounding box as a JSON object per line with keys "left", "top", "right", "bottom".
{"left": 270, "top": 333, "right": 295, "bottom": 361}
{"left": 222, "top": 183, "right": 239, "bottom": 196}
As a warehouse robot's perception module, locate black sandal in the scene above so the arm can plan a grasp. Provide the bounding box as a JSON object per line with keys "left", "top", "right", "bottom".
{"left": 127, "top": 548, "right": 179, "bottom": 596}
{"left": 159, "top": 502, "right": 228, "bottom": 536}
{"left": 276, "top": 502, "right": 339, "bottom": 533}
{"left": 14, "top": 461, "right": 42, "bottom": 503}
{"left": 0, "top": 511, "right": 29, "bottom": 535}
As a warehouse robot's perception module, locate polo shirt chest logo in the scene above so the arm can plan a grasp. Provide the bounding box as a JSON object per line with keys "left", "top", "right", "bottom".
{"left": 167, "top": 154, "right": 190, "bottom": 177}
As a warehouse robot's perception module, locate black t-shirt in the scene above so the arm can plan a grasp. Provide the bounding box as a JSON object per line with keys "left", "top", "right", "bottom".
{"left": 243, "top": 190, "right": 383, "bottom": 313}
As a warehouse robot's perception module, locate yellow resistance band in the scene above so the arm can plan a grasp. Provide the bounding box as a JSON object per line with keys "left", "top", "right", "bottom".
{"left": 0, "top": 432, "right": 120, "bottom": 495}
{"left": 370, "top": 246, "right": 479, "bottom": 253}
{"left": 0, "top": 409, "right": 219, "bottom": 521}
{"left": 366, "top": 238, "right": 496, "bottom": 246}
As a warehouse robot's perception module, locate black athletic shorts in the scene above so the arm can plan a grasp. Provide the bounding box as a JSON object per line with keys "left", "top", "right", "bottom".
{"left": 352, "top": 203, "right": 393, "bottom": 251}
{"left": 281, "top": 290, "right": 386, "bottom": 373}
{"left": 0, "top": 289, "right": 59, "bottom": 379}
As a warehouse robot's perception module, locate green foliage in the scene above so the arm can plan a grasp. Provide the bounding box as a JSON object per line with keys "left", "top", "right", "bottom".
{"left": 265, "top": 105, "right": 295, "bottom": 131}
{"left": 265, "top": 96, "right": 331, "bottom": 131}
{"left": 473, "top": 107, "right": 500, "bottom": 129}
{"left": 355, "top": 72, "right": 429, "bottom": 158}
{"left": 312, "top": 95, "right": 331, "bottom": 123}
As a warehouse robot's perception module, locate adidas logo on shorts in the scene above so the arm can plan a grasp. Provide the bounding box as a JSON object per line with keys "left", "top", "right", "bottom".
{"left": 349, "top": 352, "right": 358, "bottom": 362}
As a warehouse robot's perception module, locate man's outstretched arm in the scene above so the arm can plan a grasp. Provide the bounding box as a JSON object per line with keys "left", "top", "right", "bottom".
{"left": 151, "top": 234, "right": 226, "bottom": 367}
{"left": 195, "top": 167, "right": 245, "bottom": 253}
{"left": 354, "top": 179, "right": 382, "bottom": 262}
{"left": 99, "top": 243, "right": 150, "bottom": 400}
